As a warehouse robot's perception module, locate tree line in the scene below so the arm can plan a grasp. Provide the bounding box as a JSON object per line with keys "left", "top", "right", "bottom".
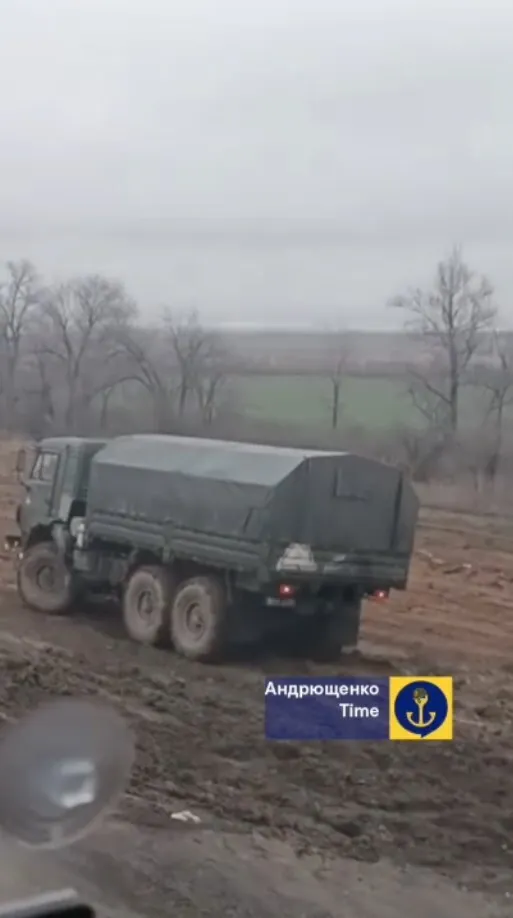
{"left": 1, "top": 248, "right": 512, "bottom": 490}
{"left": 0, "top": 260, "right": 231, "bottom": 438}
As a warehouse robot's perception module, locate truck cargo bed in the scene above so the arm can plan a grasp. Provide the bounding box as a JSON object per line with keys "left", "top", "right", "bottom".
{"left": 85, "top": 435, "right": 418, "bottom": 588}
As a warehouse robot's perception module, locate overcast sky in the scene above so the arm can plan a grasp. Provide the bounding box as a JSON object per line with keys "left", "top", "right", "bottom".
{"left": 0, "top": 0, "right": 511, "bottom": 328}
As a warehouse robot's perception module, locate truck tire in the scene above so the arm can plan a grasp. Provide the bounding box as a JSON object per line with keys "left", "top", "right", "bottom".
{"left": 170, "top": 576, "right": 228, "bottom": 663}
{"left": 310, "top": 597, "right": 362, "bottom": 662}
{"left": 290, "top": 597, "right": 362, "bottom": 663}
{"left": 17, "top": 542, "right": 76, "bottom": 615}
{"left": 122, "top": 566, "right": 175, "bottom": 647}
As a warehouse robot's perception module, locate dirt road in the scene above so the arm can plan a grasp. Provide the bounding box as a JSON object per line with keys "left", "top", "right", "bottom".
{"left": 0, "top": 442, "right": 511, "bottom": 916}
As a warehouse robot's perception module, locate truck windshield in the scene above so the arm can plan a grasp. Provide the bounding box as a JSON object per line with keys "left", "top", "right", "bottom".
{"left": 30, "top": 451, "right": 59, "bottom": 482}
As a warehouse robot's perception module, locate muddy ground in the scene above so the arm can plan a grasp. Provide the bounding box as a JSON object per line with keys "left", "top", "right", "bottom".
{"left": 0, "top": 439, "right": 511, "bottom": 917}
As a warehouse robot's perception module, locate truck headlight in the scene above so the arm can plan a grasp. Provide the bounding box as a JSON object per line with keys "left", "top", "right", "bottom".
{"left": 70, "top": 517, "right": 86, "bottom": 549}
{"left": 76, "top": 523, "right": 86, "bottom": 549}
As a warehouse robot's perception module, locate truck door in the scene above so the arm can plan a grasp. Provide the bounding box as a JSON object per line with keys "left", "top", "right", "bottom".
{"left": 19, "top": 449, "right": 61, "bottom": 537}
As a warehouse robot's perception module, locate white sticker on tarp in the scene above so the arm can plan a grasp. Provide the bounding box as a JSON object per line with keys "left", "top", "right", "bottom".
{"left": 276, "top": 543, "right": 317, "bottom": 572}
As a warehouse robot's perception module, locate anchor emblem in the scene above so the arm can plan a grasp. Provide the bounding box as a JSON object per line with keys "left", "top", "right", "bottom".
{"left": 406, "top": 687, "right": 436, "bottom": 730}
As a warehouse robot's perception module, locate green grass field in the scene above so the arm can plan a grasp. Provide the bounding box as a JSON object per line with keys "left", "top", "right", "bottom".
{"left": 235, "top": 374, "right": 493, "bottom": 430}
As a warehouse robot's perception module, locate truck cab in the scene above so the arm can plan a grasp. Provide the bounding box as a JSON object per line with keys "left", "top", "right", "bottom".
{"left": 8, "top": 437, "right": 107, "bottom": 553}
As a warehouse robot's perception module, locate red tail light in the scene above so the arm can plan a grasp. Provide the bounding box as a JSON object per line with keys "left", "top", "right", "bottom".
{"left": 278, "top": 583, "right": 295, "bottom": 598}
{"left": 368, "top": 589, "right": 389, "bottom": 602}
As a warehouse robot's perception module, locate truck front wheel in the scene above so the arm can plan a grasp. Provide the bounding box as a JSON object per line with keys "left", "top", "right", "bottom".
{"left": 122, "top": 566, "right": 175, "bottom": 647}
{"left": 170, "top": 576, "right": 228, "bottom": 663}
{"left": 17, "top": 542, "right": 77, "bottom": 615}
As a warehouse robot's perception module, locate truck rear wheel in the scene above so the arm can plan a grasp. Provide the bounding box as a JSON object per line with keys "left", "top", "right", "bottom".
{"left": 17, "top": 542, "right": 76, "bottom": 615}
{"left": 170, "top": 576, "right": 228, "bottom": 663}
{"left": 290, "top": 598, "right": 362, "bottom": 663}
{"left": 122, "top": 566, "right": 176, "bottom": 647}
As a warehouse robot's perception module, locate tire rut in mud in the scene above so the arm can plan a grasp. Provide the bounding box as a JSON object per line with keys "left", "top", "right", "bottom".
{"left": 0, "top": 613, "right": 512, "bottom": 895}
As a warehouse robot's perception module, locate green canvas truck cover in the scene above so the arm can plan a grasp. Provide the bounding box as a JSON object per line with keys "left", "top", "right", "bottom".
{"left": 86, "top": 435, "right": 418, "bottom": 564}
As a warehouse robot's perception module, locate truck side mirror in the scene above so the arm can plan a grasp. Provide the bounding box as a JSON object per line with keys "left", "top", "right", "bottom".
{"left": 15, "top": 448, "right": 26, "bottom": 480}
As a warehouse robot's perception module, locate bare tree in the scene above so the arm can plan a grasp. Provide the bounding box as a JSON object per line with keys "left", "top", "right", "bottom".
{"left": 0, "top": 260, "right": 42, "bottom": 425}
{"left": 327, "top": 338, "right": 349, "bottom": 430}
{"left": 0, "top": 260, "right": 234, "bottom": 436}
{"left": 37, "top": 274, "right": 136, "bottom": 431}
{"left": 165, "top": 310, "right": 209, "bottom": 417}
{"left": 164, "top": 310, "right": 229, "bottom": 421}
{"left": 391, "top": 247, "right": 496, "bottom": 435}
{"left": 115, "top": 311, "right": 232, "bottom": 431}
{"left": 194, "top": 339, "right": 230, "bottom": 425}
{"left": 475, "top": 332, "right": 513, "bottom": 483}
{"left": 23, "top": 352, "right": 56, "bottom": 439}
{"left": 115, "top": 325, "right": 174, "bottom": 431}
{"left": 405, "top": 357, "right": 453, "bottom": 430}
{"left": 394, "top": 422, "right": 449, "bottom": 482}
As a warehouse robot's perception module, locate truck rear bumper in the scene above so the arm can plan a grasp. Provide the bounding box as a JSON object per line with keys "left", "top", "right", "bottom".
{"left": 263, "top": 586, "right": 389, "bottom": 616}
{"left": 269, "top": 558, "right": 409, "bottom": 592}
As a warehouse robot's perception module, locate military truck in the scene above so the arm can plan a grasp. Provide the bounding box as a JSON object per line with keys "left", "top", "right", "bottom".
{"left": 6, "top": 434, "right": 419, "bottom": 663}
